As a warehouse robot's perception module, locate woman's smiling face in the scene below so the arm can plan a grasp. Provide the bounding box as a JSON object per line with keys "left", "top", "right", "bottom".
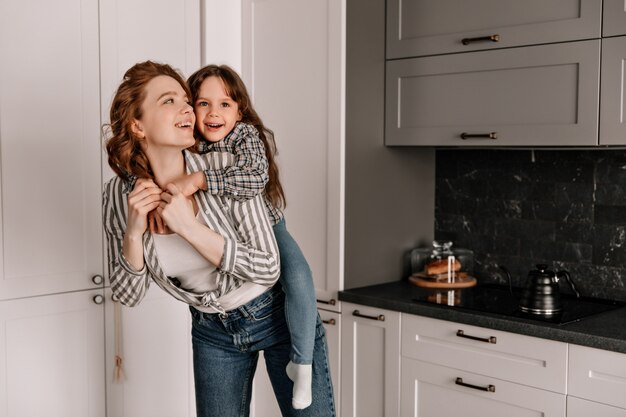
{"left": 193, "top": 75, "right": 242, "bottom": 143}
{"left": 132, "top": 75, "right": 196, "bottom": 150}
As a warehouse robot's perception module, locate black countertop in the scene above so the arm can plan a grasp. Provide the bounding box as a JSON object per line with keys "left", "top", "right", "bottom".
{"left": 339, "top": 280, "right": 626, "bottom": 354}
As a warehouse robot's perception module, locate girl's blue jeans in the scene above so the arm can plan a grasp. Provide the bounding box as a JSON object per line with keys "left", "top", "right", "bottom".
{"left": 273, "top": 218, "right": 317, "bottom": 365}
{"left": 190, "top": 284, "right": 336, "bottom": 417}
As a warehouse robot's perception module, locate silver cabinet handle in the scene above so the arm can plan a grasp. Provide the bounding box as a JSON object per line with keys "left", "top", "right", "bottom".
{"left": 461, "top": 34, "right": 500, "bottom": 45}
{"left": 111, "top": 293, "right": 119, "bottom": 302}
{"left": 317, "top": 298, "right": 336, "bottom": 305}
{"left": 455, "top": 377, "right": 495, "bottom": 392}
{"left": 456, "top": 329, "right": 497, "bottom": 344}
{"left": 93, "top": 294, "right": 104, "bottom": 305}
{"left": 92, "top": 275, "right": 103, "bottom": 285}
{"left": 460, "top": 132, "right": 497, "bottom": 140}
{"left": 352, "top": 310, "right": 385, "bottom": 321}
{"left": 322, "top": 318, "right": 336, "bottom": 325}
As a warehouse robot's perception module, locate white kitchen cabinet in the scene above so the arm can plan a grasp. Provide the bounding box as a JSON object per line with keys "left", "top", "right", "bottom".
{"left": 400, "top": 314, "right": 567, "bottom": 416}
{"left": 104, "top": 287, "right": 195, "bottom": 417}
{"left": 567, "top": 396, "right": 626, "bottom": 417}
{"left": 400, "top": 359, "right": 566, "bottom": 417}
{"left": 241, "top": 0, "right": 345, "bottom": 312}
{"left": 387, "top": 0, "right": 601, "bottom": 59}
{"left": 341, "top": 303, "right": 400, "bottom": 417}
{"left": 402, "top": 314, "right": 568, "bottom": 393}
{"left": 603, "top": 0, "right": 626, "bottom": 37}
{"left": 568, "top": 344, "right": 626, "bottom": 411}
{"left": 0, "top": 0, "right": 103, "bottom": 300}
{"left": 568, "top": 396, "right": 626, "bottom": 417}
{"left": 0, "top": 289, "right": 106, "bottom": 417}
{"left": 386, "top": 40, "right": 600, "bottom": 147}
{"left": 600, "top": 36, "right": 626, "bottom": 145}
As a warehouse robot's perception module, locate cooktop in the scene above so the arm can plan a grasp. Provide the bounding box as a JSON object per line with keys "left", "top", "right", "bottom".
{"left": 412, "top": 283, "right": 626, "bottom": 325}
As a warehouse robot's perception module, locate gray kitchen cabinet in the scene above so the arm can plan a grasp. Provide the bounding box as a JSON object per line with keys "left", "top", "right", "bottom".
{"left": 568, "top": 344, "right": 626, "bottom": 413}
{"left": 401, "top": 315, "right": 567, "bottom": 416}
{"left": 386, "top": 0, "right": 601, "bottom": 59}
{"left": 600, "top": 36, "right": 626, "bottom": 145}
{"left": 385, "top": 40, "right": 600, "bottom": 147}
{"left": 341, "top": 303, "right": 401, "bottom": 417}
{"left": 603, "top": 0, "right": 626, "bottom": 37}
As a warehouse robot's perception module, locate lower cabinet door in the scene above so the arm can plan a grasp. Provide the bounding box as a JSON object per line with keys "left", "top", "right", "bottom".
{"left": 568, "top": 396, "right": 626, "bottom": 417}
{"left": 341, "top": 303, "right": 400, "bottom": 417}
{"left": 105, "top": 286, "right": 195, "bottom": 417}
{"left": 400, "top": 359, "right": 566, "bottom": 417}
{"left": 0, "top": 289, "right": 106, "bottom": 417}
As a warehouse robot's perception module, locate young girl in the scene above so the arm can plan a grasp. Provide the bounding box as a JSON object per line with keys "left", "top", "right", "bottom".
{"left": 104, "top": 61, "right": 335, "bottom": 417}
{"left": 169, "top": 65, "right": 319, "bottom": 410}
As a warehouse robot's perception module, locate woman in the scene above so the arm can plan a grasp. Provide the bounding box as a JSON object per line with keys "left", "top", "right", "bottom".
{"left": 102, "top": 61, "right": 336, "bottom": 417}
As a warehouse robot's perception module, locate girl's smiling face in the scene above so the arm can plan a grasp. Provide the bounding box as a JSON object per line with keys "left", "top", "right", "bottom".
{"left": 132, "top": 75, "right": 195, "bottom": 150}
{"left": 194, "top": 76, "right": 242, "bottom": 143}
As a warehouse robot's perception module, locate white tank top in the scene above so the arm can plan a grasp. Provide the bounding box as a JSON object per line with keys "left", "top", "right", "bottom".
{"left": 152, "top": 215, "right": 268, "bottom": 313}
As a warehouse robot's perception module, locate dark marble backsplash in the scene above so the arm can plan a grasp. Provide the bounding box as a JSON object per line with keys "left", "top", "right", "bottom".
{"left": 435, "top": 149, "right": 626, "bottom": 301}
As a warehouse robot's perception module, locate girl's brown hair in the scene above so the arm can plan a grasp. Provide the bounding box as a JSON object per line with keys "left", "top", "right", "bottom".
{"left": 105, "top": 61, "right": 191, "bottom": 180}
{"left": 187, "top": 65, "right": 286, "bottom": 210}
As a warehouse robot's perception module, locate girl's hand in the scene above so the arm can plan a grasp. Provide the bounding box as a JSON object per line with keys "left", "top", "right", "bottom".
{"left": 158, "top": 183, "right": 198, "bottom": 236}
{"left": 126, "top": 178, "right": 163, "bottom": 238}
{"left": 170, "top": 172, "right": 207, "bottom": 197}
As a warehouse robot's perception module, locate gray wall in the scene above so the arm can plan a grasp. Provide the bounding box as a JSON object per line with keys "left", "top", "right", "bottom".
{"left": 344, "top": 0, "right": 435, "bottom": 289}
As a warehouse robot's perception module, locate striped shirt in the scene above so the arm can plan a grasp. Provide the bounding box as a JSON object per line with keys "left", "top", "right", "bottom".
{"left": 198, "top": 122, "right": 283, "bottom": 224}
{"left": 102, "top": 150, "right": 281, "bottom": 313}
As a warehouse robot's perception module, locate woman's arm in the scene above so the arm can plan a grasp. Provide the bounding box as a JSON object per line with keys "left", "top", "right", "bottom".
{"left": 219, "top": 191, "right": 281, "bottom": 285}
{"left": 103, "top": 177, "right": 157, "bottom": 306}
{"left": 159, "top": 182, "right": 280, "bottom": 286}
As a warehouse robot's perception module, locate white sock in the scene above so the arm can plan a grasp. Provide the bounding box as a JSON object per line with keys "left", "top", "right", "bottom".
{"left": 286, "top": 361, "right": 313, "bottom": 409}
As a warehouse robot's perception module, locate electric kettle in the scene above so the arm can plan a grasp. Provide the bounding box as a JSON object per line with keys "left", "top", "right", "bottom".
{"left": 519, "top": 264, "right": 580, "bottom": 315}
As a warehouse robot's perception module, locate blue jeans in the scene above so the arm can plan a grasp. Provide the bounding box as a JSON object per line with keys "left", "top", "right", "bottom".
{"left": 190, "top": 284, "right": 336, "bottom": 417}
{"left": 273, "top": 219, "right": 317, "bottom": 365}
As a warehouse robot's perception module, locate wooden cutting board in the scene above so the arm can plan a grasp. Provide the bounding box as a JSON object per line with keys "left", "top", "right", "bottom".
{"left": 408, "top": 274, "right": 477, "bottom": 289}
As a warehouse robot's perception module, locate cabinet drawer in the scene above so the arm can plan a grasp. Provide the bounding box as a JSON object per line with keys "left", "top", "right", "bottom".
{"left": 400, "top": 358, "right": 566, "bottom": 417}
{"left": 385, "top": 40, "right": 600, "bottom": 147}
{"left": 569, "top": 344, "right": 626, "bottom": 409}
{"left": 387, "top": 0, "right": 601, "bottom": 59}
{"left": 568, "top": 396, "right": 626, "bottom": 417}
{"left": 401, "top": 314, "right": 567, "bottom": 393}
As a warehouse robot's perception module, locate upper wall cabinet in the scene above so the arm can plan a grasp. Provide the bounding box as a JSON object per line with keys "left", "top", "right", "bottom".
{"left": 600, "top": 36, "right": 626, "bottom": 145}
{"left": 386, "top": 0, "right": 601, "bottom": 59}
{"left": 385, "top": 40, "right": 600, "bottom": 147}
{"left": 603, "top": 0, "right": 626, "bottom": 37}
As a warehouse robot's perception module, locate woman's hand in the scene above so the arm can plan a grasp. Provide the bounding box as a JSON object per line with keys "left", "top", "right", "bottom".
{"left": 158, "top": 183, "right": 198, "bottom": 237}
{"left": 126, "top": 178, "right": 163, "bottom": 239}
